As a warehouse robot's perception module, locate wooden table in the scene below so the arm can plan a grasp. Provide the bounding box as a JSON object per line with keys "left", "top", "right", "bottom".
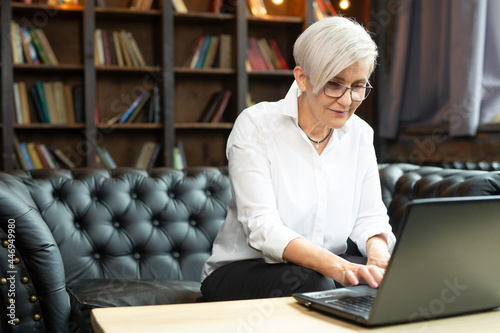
{"left": 91, "top": 297, "right": 500, "bottom": 333}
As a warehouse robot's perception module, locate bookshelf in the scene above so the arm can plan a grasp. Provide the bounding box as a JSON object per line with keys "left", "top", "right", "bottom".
{"left": 0, "top": 0, "right": 320, "bottom": 170}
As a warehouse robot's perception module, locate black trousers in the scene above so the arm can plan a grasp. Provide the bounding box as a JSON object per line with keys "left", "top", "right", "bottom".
{"left": 201, "top": 254, "right": 366, "bottom": 302}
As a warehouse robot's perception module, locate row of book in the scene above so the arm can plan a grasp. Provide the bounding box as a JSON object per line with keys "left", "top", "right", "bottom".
{"left": 172, "top": 0, "right": 236, "bottom": 14}
{"left": 95, "top": 0, "right": 154, "bottom": 9}
{"left": 198, "top": 90, "right": 232, "bottom": 123}
{"left": 10, "top": 23, "right": 58, "bottom": 65}
{"left": 102, "top": 85, "right": 161, "bottom": 125}
{"left": 247, "top": 0, "right": 267, "bottom": 17}
{"left": 94, "top": 29, "right": 146, "bottom": 68}
{"left": 184, "top": 34, "right": 232, "bottom": 69}
{"left": 14, "top": 81, "right": 84, "bottom": 124}
{"left": 312, "top": 0, "right": 338, "bottom": 21}
{"left": 14, "top": 139, "right": 187, "bottom": 170}
{"left": 246, "top": 38, "right": 289, "bottom": 71}
{"left": 14, "top": 138, "right": 76, "bottom": 170}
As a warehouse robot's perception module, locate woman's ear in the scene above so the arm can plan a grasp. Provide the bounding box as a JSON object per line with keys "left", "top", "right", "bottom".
{"left": 293, "top": 66, "right": 307, "bottom": 92}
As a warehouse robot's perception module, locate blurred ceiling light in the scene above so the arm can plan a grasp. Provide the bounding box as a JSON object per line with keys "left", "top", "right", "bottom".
{"left": 272, "top": 0, "right": 284, "bottom": 5}
{"left": 339, "top": 0, "right": 351, "bottom": 10}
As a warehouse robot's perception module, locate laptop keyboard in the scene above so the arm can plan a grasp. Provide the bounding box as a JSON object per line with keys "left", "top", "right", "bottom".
{"left": 326, "top": 295, "right": 375, "bottom": 314}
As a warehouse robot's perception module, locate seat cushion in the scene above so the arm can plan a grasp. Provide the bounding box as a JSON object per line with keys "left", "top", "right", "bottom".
{"left": 66, "top": 279, "right": 201, "bottom": 333}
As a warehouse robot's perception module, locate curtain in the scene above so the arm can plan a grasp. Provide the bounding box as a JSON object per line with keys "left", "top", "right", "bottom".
{"left": 379, "top": 0, "right": 500, "bottom": 138}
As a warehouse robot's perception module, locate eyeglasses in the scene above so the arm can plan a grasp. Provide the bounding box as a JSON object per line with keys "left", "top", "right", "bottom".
{"left": 323, "top": 81, "right": 373, "bottom": 101}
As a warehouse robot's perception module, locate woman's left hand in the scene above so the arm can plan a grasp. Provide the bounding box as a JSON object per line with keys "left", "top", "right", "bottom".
{"left": 366, "top": 234, "right": 391, "bottom": 269}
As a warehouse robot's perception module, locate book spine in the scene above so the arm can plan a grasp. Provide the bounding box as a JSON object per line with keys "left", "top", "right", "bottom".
{"left": 35, "top": 81, "right": 51, "bottom": 123}
{"left": 13, "top": 83, "right": 23, "bottom": 124}
{"left": 19, "top": 142, "right": 35, "bottom": 170}
{"left": 117, "top": 91, "right": 146, "bottom": 124}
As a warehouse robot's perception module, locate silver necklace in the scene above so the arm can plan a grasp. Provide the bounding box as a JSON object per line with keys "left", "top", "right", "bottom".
{"left": 300, "top": 126, "right": 332, "bottom": 149}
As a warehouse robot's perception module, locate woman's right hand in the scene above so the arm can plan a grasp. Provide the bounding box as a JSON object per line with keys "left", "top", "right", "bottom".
{"left": 333, "top": 262, "right": 385, "bottom": 288}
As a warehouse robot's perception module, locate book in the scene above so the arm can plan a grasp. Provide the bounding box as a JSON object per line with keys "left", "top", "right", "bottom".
{"left": 151, "top": 85, "right": 161, "bottom": 123}
{"left": 20, "top": 26, "right": 41, "bottom": 64}
{"left": 95, "top": 29, "right": 104, "bottom": 65}
{"left": 29, "top": 85, "right": 46, "bottom": 123}
{"left": 195, "top": 36, "right": 211, "bottom": 69}
{"left": 117, "top": 91, "right": 147, "bottom": 124}
{"left": 199, "top": 91, "right": 224, "bottom": 122}
{"left": 52, "top": 81, "right": 68, "bottom": 124}
{"left": 126, "top": 92, "right": 151, "bottom": 123}
{"left": 118, "top": 30, "right": 134, "bottom": 67}
{"left": 126, "top": 31, "right": 146, "bottom": 67}
{"left": 64, "top": 84, "right": 76, "bottom": 124}
{"left": 176, "top": 141, "right": 187, "bottom": 169}
{"left": 34, "top": 28, "right": 58, "bottom": 65}
{"left": 18, "top": 81, "right": 31, "bottom": 124}
{"left": 11, "top": 22, "right": 24, "bottom": 64}
{"left": 189, "top": 36, "right": 206, "bottom": 69}
{"left": 18, "top": 141, "right": 35, "bottom": 170}
{"left": 96, "top": 146, "right": 117, "bottom": 169}
{"left": 27, "top": 142, "right": 44, "bottom": 169}
{"left": 219, "top": 34, "right": 232, "bottom": 69}
{"left": 112, "top": 31, "right": 125, "bottom": 66}
{"left": 269, "top": 39, "right": 289, "bottom": 70}
{"left": 29, "top": 28, "right": 50, "bottom": 64}
{"left": 34, "top": 81, "right": 51, "bottom": 122}
{"left": 13, "top": 83, "right": 23, "bottom": 124}
{"left": 72, "top": 85, "right": 84, "bottom": 123}
{"left": 50, "top": 144, "right": 76, "bottom": 169}
{"left": 13, "top": 136, "right": 28, "bottom": 170}
{"left": 211, "top": 90, "right": 232, "bottom": 123}
{"left": 34, "top": 143, "right": 50, "bottom": 169}
{"left": 173, "top": 147, "right": 184, "bottom": 170}
{"left": 248, "top": 0, "right": 267, "bottom": 17}
{"left": 172, "top": 0, "right": 188, "bottom": 13}
{"left": 101, "top": 29, "right": 112, "bottom": 65}
{"left": 43, "top": 82, "right": 59, "bottom": 123}
{"left": 37, "top": 143, "right": 58, "bottom": 168}
{"left": 135, "top": 141, "right": 156, "bottom": 169}
{"left": 147, "top": 143, "right": 161, "bottom": 169}
{"left": 203, "top": 35, "right": 220, "bottom": 68}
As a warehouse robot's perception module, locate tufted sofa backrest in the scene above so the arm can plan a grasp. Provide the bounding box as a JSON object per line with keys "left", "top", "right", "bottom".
{"left": 4, "top": 167, "right": 231, "bottom": 285}
{"left": 378, "top": 163, "right": 500, "bottom": 234}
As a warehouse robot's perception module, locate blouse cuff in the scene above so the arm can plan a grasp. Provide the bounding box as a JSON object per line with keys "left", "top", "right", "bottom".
{"left": 261, "top": 226, "right": 304, "bottom": 264}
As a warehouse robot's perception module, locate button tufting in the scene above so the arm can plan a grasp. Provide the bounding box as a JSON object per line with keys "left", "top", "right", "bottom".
{"left": 133, "top": 253, "right": 141, "bottom": 260}
{"left": 33, "top": 314, "right": 41, "bottom": 322}
{"left": 94, "top": 253, "right": 101, "bottom": 260}
{"left": 152, "top": 220, "right": 160, "bottom": 227}
{"left": 113, "top": 221, "right": 121, "bottom": 228}
{"left": 189, "top": 220, "right": 197, "bottom": 227}
{"left": 168, "top": 191, "right": 175, "bottom": 199}
{"left": 172, "top": 252, "right": 180, "bottom": 259}
{"left": 131, "top": 192, "right": 138, "bottom": 199}
{"left": 74, "top": 222, "right": 81, "bottom": 229}
{"left": 30, "top": 295, "right": 37, "bottom": 303}
{"left": 2, "top": 240, "right": 9, "bottom": 248}
{"left": 21, "top": 276, "right": 29, "bottom": 284}
{"left": 0, "top": 278, "right": 6, "bottom": 285}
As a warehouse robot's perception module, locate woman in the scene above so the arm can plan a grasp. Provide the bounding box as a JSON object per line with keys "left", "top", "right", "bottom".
{"left": 201, "top": 16, "right": 395, "bottom": 301}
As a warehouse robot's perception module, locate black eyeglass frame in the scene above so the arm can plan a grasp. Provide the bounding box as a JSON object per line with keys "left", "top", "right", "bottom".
{"left": 323, "top": 81, "right": 373, "bottom": 101}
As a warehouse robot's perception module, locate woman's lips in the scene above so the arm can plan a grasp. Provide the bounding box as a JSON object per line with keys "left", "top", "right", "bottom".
{"left": 329, "top": 109, "right": 347, "bottom": 116}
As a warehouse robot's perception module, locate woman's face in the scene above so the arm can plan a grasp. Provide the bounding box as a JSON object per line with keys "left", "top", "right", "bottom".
{"left": 297, "top": 59, "right": 371, "bottom": 130}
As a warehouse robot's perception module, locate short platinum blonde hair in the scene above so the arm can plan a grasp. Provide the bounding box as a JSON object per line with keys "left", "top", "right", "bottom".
{"left": 293, "top": 16, "right": 378, "bottom": 95}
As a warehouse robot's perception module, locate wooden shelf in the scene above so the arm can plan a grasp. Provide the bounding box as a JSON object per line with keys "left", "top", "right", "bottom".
{"left": 175, "top": 122, "right": 233, "bottom": 130}
{"left": 15, "top": 124, "right": 85, "bottom": 130}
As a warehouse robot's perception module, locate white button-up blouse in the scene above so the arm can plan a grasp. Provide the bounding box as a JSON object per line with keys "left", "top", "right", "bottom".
{"left": 202, "top": 81, "right": 395, "bottom": 281}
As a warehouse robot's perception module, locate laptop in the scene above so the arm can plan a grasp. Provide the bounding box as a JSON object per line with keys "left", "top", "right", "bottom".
{"left": 293, "top": 196, "right": 500, "bottom": 326}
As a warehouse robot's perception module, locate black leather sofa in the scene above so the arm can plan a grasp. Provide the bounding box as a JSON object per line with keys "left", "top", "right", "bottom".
{"left": 1, "top": 164, "right": 500, "bottom": 333}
